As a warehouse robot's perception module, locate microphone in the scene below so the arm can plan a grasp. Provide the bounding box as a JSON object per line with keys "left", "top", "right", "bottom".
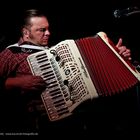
{"left": 113, "top": 6, "right": 140, "bottom": 18}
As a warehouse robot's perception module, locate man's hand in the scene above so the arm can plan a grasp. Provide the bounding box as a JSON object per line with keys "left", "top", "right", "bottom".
{"left": 116, "top": 38, "right": 132, "bottom": 61}
{"left": 5, "top": 75, "right": 46, "bottom": 92}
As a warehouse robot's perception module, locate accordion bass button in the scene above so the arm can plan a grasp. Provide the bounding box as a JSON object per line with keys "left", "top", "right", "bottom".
{"left": 63, "top": 80, "right": 69, "bottom": 86}
{"left": 55, "top": 55, "right": 60, "bottom": 61}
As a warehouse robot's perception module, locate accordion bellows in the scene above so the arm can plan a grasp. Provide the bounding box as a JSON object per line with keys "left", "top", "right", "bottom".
{"left": 76, "top": 32, "right": 139, "bottom": 96}
{"left": 27, "top": 32, "right": 140, "bottom": 121}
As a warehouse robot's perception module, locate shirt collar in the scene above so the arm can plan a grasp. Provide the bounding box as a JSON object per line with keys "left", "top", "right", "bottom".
{"left": 18, "top": 37, "right": 49, "bottom": 49}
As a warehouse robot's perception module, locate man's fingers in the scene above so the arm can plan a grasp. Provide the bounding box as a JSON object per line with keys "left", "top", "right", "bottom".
{"left": 116, "top": 38, "right": 122, "bottom": 48}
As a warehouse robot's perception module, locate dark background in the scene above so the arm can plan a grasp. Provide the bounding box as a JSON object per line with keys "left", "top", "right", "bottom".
{"left": 0, "top": 0, "right": 140, "bottom": 61}
{"left": 0, "top": 0, "right": 140, "bottom": 137}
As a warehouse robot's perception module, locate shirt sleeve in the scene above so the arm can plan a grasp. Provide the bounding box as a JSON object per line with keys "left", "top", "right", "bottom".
{"left": 0, "top": 49, "right": 17, "bottom": 91}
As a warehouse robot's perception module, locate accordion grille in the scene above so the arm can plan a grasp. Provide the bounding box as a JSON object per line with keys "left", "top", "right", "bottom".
{"left": 75, "top": 35, "right": 139, "bottom": 96}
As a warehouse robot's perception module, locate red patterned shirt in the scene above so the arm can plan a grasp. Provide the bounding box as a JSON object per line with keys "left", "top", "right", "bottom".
{"left": 0, "top": 42, "right": 48, "bottom": 129}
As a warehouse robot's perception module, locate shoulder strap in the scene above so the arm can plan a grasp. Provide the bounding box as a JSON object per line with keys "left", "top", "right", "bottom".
{"left": 7, "top": 43, "right": 45, "bottom": 54}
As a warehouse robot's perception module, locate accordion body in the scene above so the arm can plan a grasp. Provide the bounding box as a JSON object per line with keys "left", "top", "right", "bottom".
{"left": 27, "top": 32, "right": 140, "bottom": 121}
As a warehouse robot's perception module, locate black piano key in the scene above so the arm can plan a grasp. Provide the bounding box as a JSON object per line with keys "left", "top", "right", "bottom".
{"left": 36, "top": 53, "right": 47, "bottom": 58}
{"left": 52, "top": 94, "right": 63, "bottom": 100}
{"left": 49, "top": 88, "right": 61, "bottom": 93}
{"left": 55, "top": 102, "right": 65, "bottom": 107}
{"left": 42, "top": 70, "right": 54, "bottom": 76}
{"left": 46, "top": 75, "right": 56, "bottom": 81}
{"left": 53, "top": 99, "right": 65, "bottom": 105}
{"left": 37, "top": 58, "right": 48, "bottom": 63}
{"left": 58, "top": 110, "right": 70, "bottom": 117}
{"left": 39, "top": 63, "right": 50, "bottom": 68}
{"left": 47, "top": 83, "right": 59, "bottom": 88}
{"left": 43, "top": 73, "right": 55, "bottom": 78}
{"left": 49, "top": 91, "right": 61, "bottom": 97}
{"left": 36, "top": 55, "right": 48, "bottom": 61}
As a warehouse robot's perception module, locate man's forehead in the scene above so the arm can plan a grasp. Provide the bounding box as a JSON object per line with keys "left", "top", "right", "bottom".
{"left": 30, "top": 17, "right": 49, "bottom": 27}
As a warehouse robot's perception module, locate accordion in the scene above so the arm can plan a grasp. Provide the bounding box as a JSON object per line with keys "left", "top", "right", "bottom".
{"left": 27, "top": 32, "right": 140, "bottom": 121}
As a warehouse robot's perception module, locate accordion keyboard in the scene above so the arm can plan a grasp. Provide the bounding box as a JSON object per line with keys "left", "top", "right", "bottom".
{"left": 27, "top": 40, "right": 97, "bottom": 121}
{"left": 27, "top": 51, "right": 72, "bottom": 121}
{"left": 27, "top": 34, "right": 140, "bottom": 121}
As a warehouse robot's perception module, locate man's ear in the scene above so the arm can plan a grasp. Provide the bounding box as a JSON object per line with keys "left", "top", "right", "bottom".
{"left": 22, "top": 28, "right": 29, "bottom": 36}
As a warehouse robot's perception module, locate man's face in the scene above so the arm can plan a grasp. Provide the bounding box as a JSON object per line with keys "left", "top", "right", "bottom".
{"left": 26, "top": 16, "right": 50, "bottom": 46}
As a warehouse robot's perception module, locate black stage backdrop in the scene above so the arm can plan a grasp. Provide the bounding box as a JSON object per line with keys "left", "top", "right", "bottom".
{"left": 0, "top": 0, "right": 140, "bottom": 56}
{"left": 0, "top": 0, "right": 140, "bottom": 137}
